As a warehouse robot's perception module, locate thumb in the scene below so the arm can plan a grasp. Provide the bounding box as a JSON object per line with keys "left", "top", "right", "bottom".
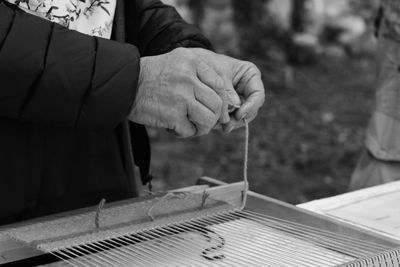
{"left": 219, "top": 81, "right": 240, "bottom": 124}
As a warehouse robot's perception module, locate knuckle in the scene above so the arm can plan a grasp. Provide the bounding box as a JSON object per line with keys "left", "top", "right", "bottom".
{"left": 197, "top": 60, "right": 209, "bottom": 72}
{"left": 187, "top": 75, "right": 198, "bottom": 86}
{"left": 209, "top": 115, "right": 219, "bottom": 129}
{"left": 177, "top": 69, "right": 195, "bottom": 83}
{"left": 259, "top": 91, "right": 266, "bottom": 104}
{"left": 197, "top": 126, "right": 211, "bottom": 136}
{"left": 214, "top": 76, "right": 225, "bottom": 90}
{"left": 214, "top": 113, "right": 220, "bottom": 124}
{"left": 177, "top": 73, "right": 194, "bottom": 86}
{"left": 174, "top": 48, "right": 196, "bottom": 67}
{"left": 173, "top": 93, "right": 187, "bottom": 105}
{"left": 174, "top": 100, "right": 189, "bottom": 119}
{"left": 249, "top": 62, "right": 262, "bottom": 76}
{"left": 169, "top": 108, "right": 182, "bottom": 125}
{"left": 188, "top": 126, "right": 198, "bottom": 137}
{"left": 180, "top": 131, "right": 192, "bottom": 138}
{"left": 182, "top": 48, "right": 195, "bottom": 60}
{"left": 174, "top": 86, "right": 195, "bottom": 105}
{"left": 196, "top": 117, "right": 216, "bottom": 135}
{"left": 182, "top": 58, "right": 196, "bottom": 71}
{"left": 247, "top": 61, "right": 256, "bottom": 68}
{"left": 196, "top": 130, "right": 207, "bottom": 137}
{"left": 174, "top": 47, "right": 187, "bottom": 54}
{"left": 204, "top": 128, "right": 212, "bottom": 136}
{"left": 245, "top": 61, "right": 256, "bottom": 69}
{"left": 186, "top": 48, "right": 196, "bottom": 58}
{"left": 175, "top": 122, "right": 196, "bottom": 138}
{"left": 215, "top": 100, "right": 223, "bottom": 117}
{"left": 242, "top": 61, "right": 261, "bottom": 76}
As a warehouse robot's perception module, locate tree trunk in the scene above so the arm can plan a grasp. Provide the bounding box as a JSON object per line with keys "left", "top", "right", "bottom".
{"left": 291, "top": 0, "right": 309, "bottom": 33}
{"left": 232, "top": 0, "right": 270, "bottom": 57}
{"left": 187, "top": 0, "right": 205, "bottom": 27}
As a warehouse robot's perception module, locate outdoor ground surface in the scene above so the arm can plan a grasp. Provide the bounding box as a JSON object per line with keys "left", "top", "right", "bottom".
{"left": 145, "top": 54, "right": 378, "bottom": 204}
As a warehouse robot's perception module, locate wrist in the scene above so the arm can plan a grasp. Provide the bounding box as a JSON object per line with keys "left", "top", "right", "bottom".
{"left": 138, "top": 57, "right": 147, "bottom": 91}
{"left": 129, "top": 57, "right": 147, "bottom": 121}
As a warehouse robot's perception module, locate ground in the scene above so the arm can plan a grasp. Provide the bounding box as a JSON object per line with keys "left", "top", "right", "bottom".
{"left": 145, "top": 54, "right": 378, "bottom": 205}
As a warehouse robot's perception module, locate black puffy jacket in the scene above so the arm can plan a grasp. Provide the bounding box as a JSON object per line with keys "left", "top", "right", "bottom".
{"left": 0, "top": 0, "right": 211, "bottom": 225}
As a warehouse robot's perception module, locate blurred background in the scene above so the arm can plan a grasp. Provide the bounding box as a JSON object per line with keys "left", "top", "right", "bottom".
{"left": 145, "top": 0, "right": 381, "bottom": 204}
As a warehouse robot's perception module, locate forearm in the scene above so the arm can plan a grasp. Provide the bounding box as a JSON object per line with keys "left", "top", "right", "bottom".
{"left": 0, "top": 2, "right": 140, "bottom": 129}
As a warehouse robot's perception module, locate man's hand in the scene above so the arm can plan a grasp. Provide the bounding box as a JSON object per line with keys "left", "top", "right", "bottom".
{"left": 128, "top": 48, "right": 228, "bottom": 138}
{"left": 191, "top": 48, "right": 266, "bottom": 133}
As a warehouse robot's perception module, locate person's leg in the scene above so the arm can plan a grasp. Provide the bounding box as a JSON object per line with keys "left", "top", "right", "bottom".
{"left": 350, "top": 0, "right": 400, "bottom": 190}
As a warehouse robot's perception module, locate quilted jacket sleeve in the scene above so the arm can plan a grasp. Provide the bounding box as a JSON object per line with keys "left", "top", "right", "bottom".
{"left": 126, "top": 0, "right": 212, "bottom": 56}
{"left": 0, "top": 1, "right": 140, "bottom": 129}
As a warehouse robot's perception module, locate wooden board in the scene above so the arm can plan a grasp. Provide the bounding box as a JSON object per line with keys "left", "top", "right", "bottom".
{"left": 299, "top": 181, "right": 400, "bottom": 241}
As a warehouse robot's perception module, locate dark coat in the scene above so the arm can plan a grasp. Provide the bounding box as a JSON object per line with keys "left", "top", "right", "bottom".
{"left": 0, "top": 0, "right": 210, "bottom": 225}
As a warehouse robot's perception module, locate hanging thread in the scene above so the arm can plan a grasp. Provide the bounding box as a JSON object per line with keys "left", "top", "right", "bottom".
{"left": 94, "top": 198, "right": 106, "bottom": 229}
{"left": 143, "top": 118, "right": 250, "bottom": 216}
{"left": 241, "top": 118, "right": 250, "bottom": 210}
{"left": 200, "top": 190, "right": 210, "bottom": 209}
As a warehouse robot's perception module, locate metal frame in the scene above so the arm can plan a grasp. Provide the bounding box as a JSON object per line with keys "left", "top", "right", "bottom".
{"left": 0, "top": 177, "right": 399, "bottom": 266}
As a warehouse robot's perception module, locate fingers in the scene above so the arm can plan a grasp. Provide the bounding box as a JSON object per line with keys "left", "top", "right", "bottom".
{"left": 170, "top": 100, "right": 219, "bottom": 138}
{"left": 225, "top": 83, "right": 241, "bottom": 111}
{"left": 196, "top": 59, "right": 225, "bottom": 93}
{"left": 196, "top": 59, "right": 230, "bottom": 123}
{"left": 172, "top": 116, "right": 197, "bottom": 138}
{"left": 222, "top": 112, "right": 258, "bottom": 133}
{"left": 193, "top": 80, "right": 223, "bottom": 119}
{"left": 171, "top": 82, "right": 224, "bottom": 138}
{"left": 235, "top": 75, "right": 265, "bottom": 121}
{"left": 220, "top": 102, "right": 230, "bottom": 124}
{"left": 187, "top": 99, "right": 219, "bottom": 136}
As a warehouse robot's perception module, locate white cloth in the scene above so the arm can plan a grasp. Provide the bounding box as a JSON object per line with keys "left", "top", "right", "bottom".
{"left": 6, "top": 0, "right": 116, "bottom": 39}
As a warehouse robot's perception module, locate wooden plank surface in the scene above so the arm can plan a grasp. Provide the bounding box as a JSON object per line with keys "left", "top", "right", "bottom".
{"left": 299, "top": 181, "right": 400, "bottom": 241}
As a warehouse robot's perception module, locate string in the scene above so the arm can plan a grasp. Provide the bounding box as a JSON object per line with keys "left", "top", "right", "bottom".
{"left": 200, "top": 189, "right": 210, "bottom": 209}
{"left": 95, "top": 198, "right": 106, "bottom": 229}
{"left": 241, "top": 118, "right": 249, "bottom": 210}
{"left": 55, "top": 209, "right": 395, "bottom": 267}
{"left": 146, "top": 193, "right": 173, "bottom": 221}
{"left": 146, "top": 192, "right": 191, "bottom": 220}
{"left": 27, "top": 117, "right": 400, "bottom": 266}
{"left": 46, "top": 201, "right": 400, "bottom": 266}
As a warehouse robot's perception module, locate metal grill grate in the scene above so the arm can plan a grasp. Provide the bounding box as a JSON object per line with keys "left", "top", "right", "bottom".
{"left": 39, "top": 210, "right": 399, "bottom": 267}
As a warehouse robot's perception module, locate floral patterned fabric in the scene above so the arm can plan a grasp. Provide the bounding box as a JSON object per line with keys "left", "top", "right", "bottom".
{"left": 5, "top": 0, "right": 116, "bottom": 38}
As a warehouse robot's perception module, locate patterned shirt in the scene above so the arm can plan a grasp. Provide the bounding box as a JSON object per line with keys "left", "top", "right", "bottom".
{"left": 5, "top": 0, "right": 116, "bottom": 39}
